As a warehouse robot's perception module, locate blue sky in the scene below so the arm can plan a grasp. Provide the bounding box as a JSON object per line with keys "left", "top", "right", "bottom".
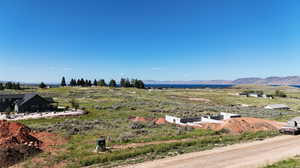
{"left": 0, "top": 0, "right": 300, "bottom": 83}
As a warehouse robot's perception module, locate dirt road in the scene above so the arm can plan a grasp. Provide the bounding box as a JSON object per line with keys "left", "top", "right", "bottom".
{"left": 122, "top": 135, "right": 300, "bottom": 168}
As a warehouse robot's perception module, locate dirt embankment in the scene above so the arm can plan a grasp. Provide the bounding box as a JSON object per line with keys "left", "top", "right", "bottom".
{"left": 129, "top": 116, "right": 167, "bottom": 125}
{"left": 200, "top": 117, "right": 285, "bottom": 134}
{"left": 0, "top": 120, "right": 66, "bottom": 168}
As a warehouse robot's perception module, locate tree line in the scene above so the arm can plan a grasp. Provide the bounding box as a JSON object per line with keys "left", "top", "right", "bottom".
{"left": 59, "top": 77, "right": 145, "bottom": 89}
{"left": 0, "top": 82, "right": 21, "bottom": 90}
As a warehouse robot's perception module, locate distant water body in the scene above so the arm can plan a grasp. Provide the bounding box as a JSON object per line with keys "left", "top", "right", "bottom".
{"left": 145, "top": 84, "right": 234, "bottom": 89}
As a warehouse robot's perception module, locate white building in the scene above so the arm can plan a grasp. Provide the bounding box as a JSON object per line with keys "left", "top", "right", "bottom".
{"left": 220, "top": 112, "right": 241, "bottom": 120}
{"left": 288, "top": 117, "right": 300, "bottom": 128}
{"left": 248, "top": 93, "right": 258, "bottom": 98}
{"left": 165, "top": 115, "right": 182, "bottom": 124}
{"left": 265, "top": 104, "right": 289, "bottom": 110}
{"left": 165, "top": 112, "right": 241, "bottom": 125}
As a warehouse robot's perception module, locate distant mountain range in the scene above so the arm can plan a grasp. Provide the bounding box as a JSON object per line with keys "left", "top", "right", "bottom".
{"left": 145, "top": 76, "right": 300, "bottom": 85}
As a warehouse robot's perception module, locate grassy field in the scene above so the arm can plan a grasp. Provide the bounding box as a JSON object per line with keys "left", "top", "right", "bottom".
{"left": 264, "top": 156, "right": 300, "bottom": 168}
{"left": 2, "top": 85, "right": 300, "bottom": 167}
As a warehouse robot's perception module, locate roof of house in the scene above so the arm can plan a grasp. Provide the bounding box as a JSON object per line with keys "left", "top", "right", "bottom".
{"left": 265, "top": 104, "right": 289, "bottom": 109}
{"left": 0, "top": 93, "right": 54, "bottom": 105}
{"left": 17, "top": 93, "right": 38, "bottom": 105}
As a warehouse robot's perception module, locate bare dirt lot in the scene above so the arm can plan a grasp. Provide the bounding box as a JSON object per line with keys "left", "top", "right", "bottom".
{"left": 199, "top": 117, "right": 286, "bottom": 134}
{"left": 121, "top": 135, "right": 300, "bottom": 168}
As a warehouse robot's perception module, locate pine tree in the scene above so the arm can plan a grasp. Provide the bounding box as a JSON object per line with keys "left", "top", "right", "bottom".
{"left": 109, "top": 79, "right": 117, "bottom": 87}
{"left": 0, "top": 83, "right": 4, "bottom": 90}
{"left": 137, "top": 80, "right": 145, "bottom": 89}
{"left": 120, "top": 78, "right": 126, "bottom": 87}
{"left": 39, "top": 82, "right": 47, "bottom": 89}
{"left": 5, "top": 82, "right": 12, "bottom": 89}
{"left": 61, "top": 77, "right": 66, "bottom": 87}
{"left": 80, "top": 78, "right": 85, "bottom": 87}
{"left": 130, "top": 79, "right": 145, "bottom": 89}
{"left": 98, "top": 79, "right": 107, "bottom": 86}
{"left": 93, "top": 79, "right": 98, "bottom": 86}
{"left": 69, "top": 79, "right": 73, "bottom": 86}
{"left": 11, "top": 83, "right": 16, "bottom": 89}
{"left": 16, "top": 82, "right": 21, "bottom": 90}
{"left": 125, "top": 78, "right": 131, "bottom": 87}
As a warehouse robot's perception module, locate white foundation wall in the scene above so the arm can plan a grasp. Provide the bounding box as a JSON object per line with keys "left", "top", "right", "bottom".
{"left": 201, "top": 117, "right": 223, "bottom": 123}
{"left": 165, "top": 115, "right": 182, "bottom": 124}
{"left": 220, "top": 112, "right": 241, "bottom": 120}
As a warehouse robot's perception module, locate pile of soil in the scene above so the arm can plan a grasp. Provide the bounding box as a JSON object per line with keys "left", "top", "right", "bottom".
{"left": 200, "top": 117, "right": 285, "bottom": 134}
{"left": 0, "top": 120, "right": 41, "bottom": 146}
{"left": 129, "top": 116, "right": 153, "bottom": 122}
{"left": 0, "top": 120, "right": 44, "bottom": 167}
{"left": 129, "top": 117, "right": 167, "bottom": 125}
{"left": 154, "top": 118, "right": 167, "bottom": 125}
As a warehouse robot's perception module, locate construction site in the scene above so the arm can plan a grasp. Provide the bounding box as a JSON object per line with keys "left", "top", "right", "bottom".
{"left": 164, "top": 113, "right": 286, "bottom": 134}
{"left": 1, "top": 85, "right": 300, "bottom": 167}
{"left": 0, "top": 120, "right": 66, "bottom": 167}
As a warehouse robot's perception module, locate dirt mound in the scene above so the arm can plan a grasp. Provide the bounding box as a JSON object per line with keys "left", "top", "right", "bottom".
{"left": 200, "top": 117, "right": 285, "bottom": 134}
{"left": 0, "top": 120, "right": 41, "bottom": 146}
{"left": 154, "top": 118, "right": 167, "bottom": 125}
{"left": 129, "top": 117, "right": 167, "bottom": 125}
{"left": 0, "top": 120, "right": 43, "bottom": 167}
{"left": 129, "top": 116, "right": 153, "bottom": 122}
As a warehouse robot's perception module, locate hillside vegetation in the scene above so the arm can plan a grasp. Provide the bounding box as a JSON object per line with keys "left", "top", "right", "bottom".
{"left": 1, "top": 86, "right": 300, "bottom": 167}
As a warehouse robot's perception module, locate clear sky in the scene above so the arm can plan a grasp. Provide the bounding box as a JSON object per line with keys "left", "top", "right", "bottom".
{"left": 0, "top": 0, "right": 300, "bottom": 83}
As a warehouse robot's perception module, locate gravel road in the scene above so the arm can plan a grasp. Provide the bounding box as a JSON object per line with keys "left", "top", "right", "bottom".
{"left": 122, "top": 135, "right": 300, "bottom": 168}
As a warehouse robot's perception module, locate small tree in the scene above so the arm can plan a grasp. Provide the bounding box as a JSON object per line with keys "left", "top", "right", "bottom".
{"left": 69, "top": 79, "right": 76, "bottom": 86}
{"left": 70, "top": 98, "right": 80, "bottom": 110}
{"left": 98, "top": 79, "right": 107, "bottom": 86}
{"left": 109, "top": 79, "right": 117, "bottom": 87}
{"left": 275, "top": 90, "right": 287, "bottom": 98}
{"left": 5, "top": 82, "right": 12, "bottom": 89}
{"left": 125, "top": 79, "right": 131, "bottom": 87}
{"left": 77, "top": 79, "right": 81, "bottom": 86}
{"left": 93, "top": 79, "right": 98, "bottom": 86}
{"left": 17, "top": 83, "right": 21, "bottom": 90}
{"left": 39, "top": 82, "right": 47, "bottom": 89}
{"left": 120, "top": 78, "right": 126, "bottom": 87}
{"left": 136, "top": 80, "right": 145, "bottom": 89}
{"left": 0, "top": 83, "right": 4, "bottom": 90}
{"left": 61, "top": 77, "right": 67, "bottom": 87}
{"left": 88, "top": 80, "right": 92, "bottom": 87}
{"left": 80, "top": 78, "right": 85, "bottom": 87}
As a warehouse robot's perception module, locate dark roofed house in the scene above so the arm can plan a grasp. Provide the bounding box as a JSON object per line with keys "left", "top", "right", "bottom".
{"left": 0, "top": 93, "right": 57, "bottom": 113}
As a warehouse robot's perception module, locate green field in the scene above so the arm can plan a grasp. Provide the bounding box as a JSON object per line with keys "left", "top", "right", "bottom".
{"left": 2, "top": 85, "right": 300, "bottom": 167}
